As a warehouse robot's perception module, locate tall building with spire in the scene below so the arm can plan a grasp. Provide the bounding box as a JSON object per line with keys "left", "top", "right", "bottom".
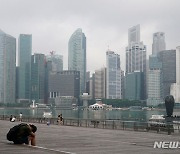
{"left": 17, "top": 34, "right": 32, "bottom": 103}
{"left": 68, "top": 28, "right": 86, "bottom": 95}
{"left": 0, "top": 30, "right": 16, "bottom": 104}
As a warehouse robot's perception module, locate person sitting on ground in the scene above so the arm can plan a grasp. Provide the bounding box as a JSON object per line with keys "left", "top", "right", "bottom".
{"left": 11, "top": 116, "right": 16, "bottom": 122}
{"left": 7, "top": 123, "right": 37, "bottom": 146}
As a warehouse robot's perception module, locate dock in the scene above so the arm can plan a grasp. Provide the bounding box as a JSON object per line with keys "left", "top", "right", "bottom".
{"left": 0, "top": 120, "right": 179, "bottom": 154}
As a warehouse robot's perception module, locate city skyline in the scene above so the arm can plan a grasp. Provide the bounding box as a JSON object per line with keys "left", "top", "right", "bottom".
{"left": 0, "top": 0, "right": 180, "bottom": 73}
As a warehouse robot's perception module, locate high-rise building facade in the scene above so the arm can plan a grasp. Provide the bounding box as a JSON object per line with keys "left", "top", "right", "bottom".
{"left": 147, "top": 55, "right": 163, "bottom": 106}
{"left": 17, "top": 34, "right": 32, "bottom": 103}
{"left": 147, "top": 69, "right": 163, "bottom": 106}
{"left": 128, "top": 24, "right": 140, "bottom": 46}
{"left": 94, "top": 67, "right": 106, "bottom": 99}
{"left": 0, "top": 30, "right": 16, "bottom": 104}
{"left": 125, "top": 25, "right": 147, "bottom": 100}
{"left": 89, "top": 73, "right": 95, "bottom": 99}
{"left": 106, "top": 51, "right": 121, "bottom": 99}
{"left": 46, "top": 51, "right": 63, "bottom": 72}
{"left": 126, "top": 42, "right": 146, "bottom": 73}
{"left": 125, "top": 71, "right": 143, "bottom": 100}
{"left": 31, "top": 54, "right": 45, "bottom": 104}
{"left": 152, "top": 32, "right": 166, "bottom": 56}
{"left": 68, "top": 28, "right": 86, "bottom": 95}
{"left": 48, "top": 70, "right": 80, "bottom": 101}
{"left": 146, "top": 32, "right": 166, "bottom": 106}
{"left": 171, "top": 46, "right": 180, "bottom": 102}
{"left": 157, "top": 50, "right": 176, "bottom": 98}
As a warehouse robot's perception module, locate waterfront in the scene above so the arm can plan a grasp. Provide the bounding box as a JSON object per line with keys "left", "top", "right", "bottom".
{"left": 1, "top": 120, "right": 180, "bottom": 154}
{"left": 1, "top": 107, "right": 180, "bottom": 122}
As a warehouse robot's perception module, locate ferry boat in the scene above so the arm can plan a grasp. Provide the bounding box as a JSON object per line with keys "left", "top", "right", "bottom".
{"left": 43, "top": 112, "right": 52, "bottom": 118}
{"left": 147, "top": 115, "right": 166, "bottom": 130}
{"left": 30, "top": 100, "right": 37, "bottom": 109}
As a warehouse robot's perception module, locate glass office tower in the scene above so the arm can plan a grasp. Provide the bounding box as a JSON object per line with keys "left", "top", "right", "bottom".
{"left": 18, "top": 34, "right": 32, "bottom": 103}
{"left": 106, "top": 50, "right": 121, "bottom": 99}
{"left": 0, "top": 30, "right": 16, "bottom": 104}
{"left": 68, "top": 28, "right": 86, "bottom": 95}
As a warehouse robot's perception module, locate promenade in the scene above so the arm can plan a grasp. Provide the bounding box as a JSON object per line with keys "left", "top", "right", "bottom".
{"left": 0, "top": 120, "right": 179, "bottom": 154}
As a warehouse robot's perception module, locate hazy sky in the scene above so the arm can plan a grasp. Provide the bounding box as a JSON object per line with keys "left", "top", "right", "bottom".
{"left": 0, "top": 0, "right": 180, "bottom": 73}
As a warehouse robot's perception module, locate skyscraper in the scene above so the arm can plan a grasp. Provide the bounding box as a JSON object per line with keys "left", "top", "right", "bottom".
{"left": 0, "top": 30, "right": 16, "bottom": 104}
{"left": 171, "top": 46, "right": 180, "bottom": 102}
{"left": 94, "top": 67, "right": 106, "bottom": 99}
{"left": 106, "top": 50, "right": 121, "bottom": 99}
{"left": 48, "top": 70, "right": 80, "bottom": 99}
{"left": 157, "top": 50, "right": 176, "bottom": 98}
{"left": 128, "top": 24, "right": 140, "bottom": 46}
{"left": 68, "top": 28, "right": 86, "bottom": 94}
{"left": 125, "top": 25, "right": 147, "bottom": 99}
{"left": 46, "top": 51, "right": 63, "bottom": 72}
{"left": 18, "top": 34, "right": 32, "bottom": 103}
{"left": 152, "top": 32, "right": 166, "bottom": 56}
{"left": 31, "top": 54, "right": 45, "bottom": 104}
{"left": 147, "top": 55, "right": 163, "bottom": 106}
{"left": 125, "top": 71, "right": 143, "bottom": 100}
{"left": 126, "top": 25, "right": 146, "bottom": 73}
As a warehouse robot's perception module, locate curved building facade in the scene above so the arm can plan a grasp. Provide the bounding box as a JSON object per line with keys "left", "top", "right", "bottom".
{"left": 68, "top": 28, "right": 86, "bottom": 94}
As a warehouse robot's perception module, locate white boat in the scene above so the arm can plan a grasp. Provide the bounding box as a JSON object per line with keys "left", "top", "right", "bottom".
{"left": 148, "top": 115, "right": 166, "bottom": 128}
{"left": 30, "top": 100, "right": 37, "bottom": 109}
{"left": 43, "top": 112, "right": 52, "bottom": 118}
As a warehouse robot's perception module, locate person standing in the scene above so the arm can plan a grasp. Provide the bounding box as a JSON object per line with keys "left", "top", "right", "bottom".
{"left": 10, "top": 115, "right": 13, "bottom": 121}
{"left": 57, "top": 114, "right": 63, "bottom": 125}
{"left": 19, "top": 113, "right": 22, "bottom": 122}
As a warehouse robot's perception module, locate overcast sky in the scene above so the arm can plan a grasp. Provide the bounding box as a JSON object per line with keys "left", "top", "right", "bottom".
{"left": 0, "top": 0, "right": 180, "bottom": 73}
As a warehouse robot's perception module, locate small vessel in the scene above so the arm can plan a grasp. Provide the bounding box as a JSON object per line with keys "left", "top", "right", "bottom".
{"left": 30, "top": 100, "right": 37, "bottom": 109}
{"left": 43, "top": 112, "right": 52, "bottom": 118}
{"left": 147, "top": 115, "right": 166, "bottom": 129}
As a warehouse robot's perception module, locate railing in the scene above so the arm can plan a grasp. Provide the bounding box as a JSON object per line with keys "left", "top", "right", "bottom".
{"left": 0, "top": 115, "right": 180, "bottom": 135}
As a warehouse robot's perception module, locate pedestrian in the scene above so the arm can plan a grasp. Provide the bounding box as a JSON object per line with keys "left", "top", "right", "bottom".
{"left": 57, "top": 114, "right": 63, "bottom": 125}
{"left": 7, "top": 123, "right": 37, "bottom": 146}
{"left": 9, "top": 115, "right": 13, "bottom": 121}
{"left": 19, "top": 112, "right": 22, "bottom": 122}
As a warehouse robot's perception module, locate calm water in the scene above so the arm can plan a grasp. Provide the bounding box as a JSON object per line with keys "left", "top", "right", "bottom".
{"left": 0, "top": 107, "right": 175, "bottom": 122}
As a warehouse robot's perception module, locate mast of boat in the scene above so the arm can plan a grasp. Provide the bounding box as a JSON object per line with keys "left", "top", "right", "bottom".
{"left": 32, "top": 100, "right": 35, "bottom": 108}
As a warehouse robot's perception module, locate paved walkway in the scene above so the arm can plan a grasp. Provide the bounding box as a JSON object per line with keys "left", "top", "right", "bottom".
{"left": 0, "top": 120, "right": 179, "bottom": 154}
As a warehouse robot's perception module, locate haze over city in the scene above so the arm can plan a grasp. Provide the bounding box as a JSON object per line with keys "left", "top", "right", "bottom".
{"left": 0, "top": 0, "right": 180, "bottom": 72}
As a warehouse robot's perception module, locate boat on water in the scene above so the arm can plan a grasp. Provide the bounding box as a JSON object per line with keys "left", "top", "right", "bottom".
{"left": 43, "top": 112, "right": 52, "bottom": 118}
{"left": 30, "top": 100, "right": 37, "bottom": 109}
{"left": 147, "top": 114, "right": 166, "bottom": 131}
{"left": 30, "top": 102, "right": 49, "bottom": 109}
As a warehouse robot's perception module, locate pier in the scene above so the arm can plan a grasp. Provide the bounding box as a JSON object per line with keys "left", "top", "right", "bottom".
{"left": 0, "top": 119, "right": 180, "bottom": 154}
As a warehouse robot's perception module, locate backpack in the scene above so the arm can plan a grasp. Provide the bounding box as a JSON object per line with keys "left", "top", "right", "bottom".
{"left": 7, "top": 123, "right": 27, "bottom": 141}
